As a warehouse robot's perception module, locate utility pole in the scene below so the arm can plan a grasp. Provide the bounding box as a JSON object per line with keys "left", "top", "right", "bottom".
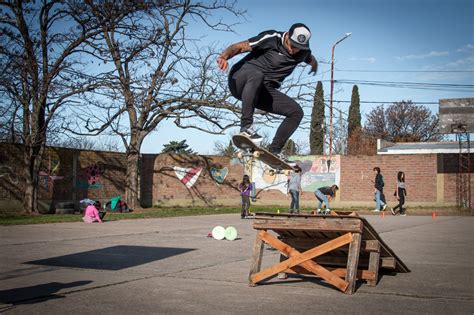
{"left": 329, "top": 32, "right": 352, "bottom": 156}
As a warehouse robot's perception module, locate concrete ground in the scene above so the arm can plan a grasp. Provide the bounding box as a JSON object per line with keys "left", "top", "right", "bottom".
{"left": 0, "top": 214, "right": 473, "bottom": 314}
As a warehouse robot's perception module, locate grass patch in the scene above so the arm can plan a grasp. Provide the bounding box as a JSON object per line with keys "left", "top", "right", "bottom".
{"left": 0, "top": 206, "right": 279, "bottom": 225}
{"left": 0, "top": 205, "right": 468, "bottom": 225}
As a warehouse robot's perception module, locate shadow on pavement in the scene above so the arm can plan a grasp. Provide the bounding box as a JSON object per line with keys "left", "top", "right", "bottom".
{"left": 25, "top": 245, "right": 195, "bottom": 270}
{"left": 0, "top": 280, "right": 92, "bottom": 305}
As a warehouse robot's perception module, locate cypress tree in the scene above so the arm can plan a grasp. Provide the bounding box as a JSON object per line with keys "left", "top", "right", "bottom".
{"left": 309, "top": 81, "right": 325, "bottom": 155}
{"left": 347, "top": 85, "right": 361, "bottom": 154}
{"left": 348, "top": 85, "right": 361, "bottom": 136}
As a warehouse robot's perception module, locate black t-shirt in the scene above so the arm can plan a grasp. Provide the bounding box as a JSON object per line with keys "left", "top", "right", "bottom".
{"left": 232, "top": 30, "right": 312, "bottom": 88}
{"left": 318, "top": 186, "right": 335, "bottom": 197}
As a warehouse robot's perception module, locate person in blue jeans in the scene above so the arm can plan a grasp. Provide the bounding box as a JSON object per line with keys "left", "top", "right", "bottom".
{"left": 314, "top": 185, "right": 339, "bottom": 214}
{"left": 287, "top": 165, "right": 302, "bottom": 214}
{"left": 372, "top": 167, "right": 387, "bottom": 212}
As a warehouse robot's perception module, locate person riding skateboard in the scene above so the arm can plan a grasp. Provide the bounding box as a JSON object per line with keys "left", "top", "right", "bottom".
{"left": 217, "top": 23, "right": 318, "bottom": 161}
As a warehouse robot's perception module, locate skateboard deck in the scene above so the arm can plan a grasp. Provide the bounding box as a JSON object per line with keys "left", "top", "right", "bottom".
{"left": 232, "top": 134, "right": 295, "bottom": 171}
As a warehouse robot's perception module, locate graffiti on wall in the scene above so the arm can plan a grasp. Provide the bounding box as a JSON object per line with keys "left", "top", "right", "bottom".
{"left": 295, "top": 155, "right": 340, "bottom": 192}
{"left": 39, "top": 156, "right": 64, "bottom": 192}
{"left": 173, "top": 166, "right": 202, "bottom": 188}
{"left": 250, "top": 155, "right": 340, "bottom": 194}
{"left": 210, "top": 167, "right": 228, "bottom": 184}
{"left": 77, "top": 162, "right": 105, "bottom": 189}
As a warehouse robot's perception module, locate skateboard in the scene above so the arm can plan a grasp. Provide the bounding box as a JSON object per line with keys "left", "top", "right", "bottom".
{"left": 232, "top": 134, "right": 295, "bottom": 173}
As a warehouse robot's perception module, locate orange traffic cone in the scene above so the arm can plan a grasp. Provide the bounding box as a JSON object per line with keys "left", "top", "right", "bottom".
{"left": 432, "top": 211, "right": 436, "bottom": 219}
{"left": 381, "top": 212, "right": 385, "bottom": 219}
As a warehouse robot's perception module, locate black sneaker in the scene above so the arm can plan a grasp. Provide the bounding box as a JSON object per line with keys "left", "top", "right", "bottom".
{"left": 239, "top": 126, "right": 263, "bottom": 143}
{"left": 271, "top": 151, "right": 296, "bottom": 166}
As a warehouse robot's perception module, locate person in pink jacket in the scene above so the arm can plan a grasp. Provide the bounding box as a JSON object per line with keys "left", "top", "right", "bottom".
{"left": 82, "top": 204, "right": 104, "bottom": 223}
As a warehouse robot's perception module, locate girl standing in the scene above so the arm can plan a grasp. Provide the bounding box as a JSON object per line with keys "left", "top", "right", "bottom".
{"left": 239, "top": 175, "right": 253, "bottom": 219}
{"left": 391, "top": 171, "right": 407, "bottom": 216}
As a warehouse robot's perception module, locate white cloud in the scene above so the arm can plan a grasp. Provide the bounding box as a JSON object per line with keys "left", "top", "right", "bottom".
{"left": 347, "top": 57, "right": 376, "bottom": 63}
{"left": 396, "top": 50, "right": 449, "bottom": 60}
{"left": 456, "top": 44, "right": 474, "bottom": 52}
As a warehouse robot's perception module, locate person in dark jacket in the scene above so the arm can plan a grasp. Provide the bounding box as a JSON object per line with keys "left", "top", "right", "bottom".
{"left": 372, "top": 167, "right": 387, "bottom": 212}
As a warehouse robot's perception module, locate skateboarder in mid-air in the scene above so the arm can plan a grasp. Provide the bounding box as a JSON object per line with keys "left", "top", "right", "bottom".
{"left": 217, "top": 23, "right": 318, "bottom": 162}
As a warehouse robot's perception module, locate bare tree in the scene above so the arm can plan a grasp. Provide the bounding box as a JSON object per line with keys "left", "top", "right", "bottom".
{"left": 364, "top": 101, "right": 443, "bottom": 142}
{"left": 64, "top": 1, "right": 246, "bottom": 208}
{"left": 0, "top": 1, "right": 108, "bottom": 213}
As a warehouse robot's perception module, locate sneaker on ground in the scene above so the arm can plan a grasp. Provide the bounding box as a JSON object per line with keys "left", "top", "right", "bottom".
{"left": 400, "top": 213, "right": 407, "bottom": 216}
{"left": 390, "top": 208, "right": 396, "bottom": 216}
{"left": 239, "top": 127, "right": 263, "bottom": 143}
{"left": 374, "top": 209, "right": 380, "bottom": 212}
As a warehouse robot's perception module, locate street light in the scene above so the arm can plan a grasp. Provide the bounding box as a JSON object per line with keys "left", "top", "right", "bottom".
{"left": 329, "top": 32, "right": 352, "bottom": 156}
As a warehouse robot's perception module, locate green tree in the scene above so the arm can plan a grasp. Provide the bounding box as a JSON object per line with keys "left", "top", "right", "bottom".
{"left": 162, "top": 140, "right": 196, "bottom": 155}
{"left": 309, "top": 81, "right": 325, "bottom": 155}
{"left": 347, "top": 85, "right": 362, "bottom": 155}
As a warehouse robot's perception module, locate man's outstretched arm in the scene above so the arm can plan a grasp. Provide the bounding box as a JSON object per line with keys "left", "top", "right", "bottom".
{"left": 217, "top": 40, "right": 251, "bottom": 71}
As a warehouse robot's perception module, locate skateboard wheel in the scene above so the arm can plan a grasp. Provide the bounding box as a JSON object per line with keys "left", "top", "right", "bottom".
{"left": 237, "top": 152, "right": 243, "bottom": 159}
{"left": 269, "top": 169, "right": 275, "bottom": 176}
{"left": 253, "top": 151, "right": 261, "bottom": 158}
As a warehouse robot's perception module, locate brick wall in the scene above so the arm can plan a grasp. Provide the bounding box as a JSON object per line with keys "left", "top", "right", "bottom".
{"left": 0, "top": 142, "right": 472, "bottom": 212}
{"left": 0, "top": 143, "right": 127, "bottom": 213}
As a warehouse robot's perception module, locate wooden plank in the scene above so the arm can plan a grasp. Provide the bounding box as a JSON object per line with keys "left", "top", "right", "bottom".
{"left": 380, "top": 257, "right": 396, "bottom": 269}
{"left": 368, "top": 250, "right": 380, "bottom": 286}
{"left": 250, "top": 231, "right": 352, "bottom": 292}
{"left": 281, "top": 238, "right": 381, "bottom": 253}
{"left": 345, "top": 232, "right": 362, "bottom": 294}
{"left": 286, "top": 265, "right": 375, "bottom": 281}
{"left": 253, "top": 218, "right": 363, "bottom": 233}
{"left": 365, "top": 240, "right": 380, "bottom": 252}
{"left": 248, "top": 230, "right": 265, "bottom": 286}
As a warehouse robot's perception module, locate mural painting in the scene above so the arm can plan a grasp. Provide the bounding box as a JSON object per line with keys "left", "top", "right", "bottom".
{"left": 77, "top": 162, "right": 105, "bottom": 189}
{"left": 173, "top": 166, "right": 202, "bottom": 189}
{"left": 39, "top": 156, "right": 64, "bottom": 192}
{"left": 210, "top": 167, "right": 228, "bottom": 185}
{"left": 251, "top": 155, "right": 340, "bottom": 194}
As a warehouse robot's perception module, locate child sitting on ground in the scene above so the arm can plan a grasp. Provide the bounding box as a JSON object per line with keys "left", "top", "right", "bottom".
{"left": 82, "top": 201, "right": 106, "bottom": 223}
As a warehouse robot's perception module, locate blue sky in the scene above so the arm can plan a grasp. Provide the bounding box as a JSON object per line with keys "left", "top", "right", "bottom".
{"left": 141, "top": 0, "right": 473, "bottom": 154}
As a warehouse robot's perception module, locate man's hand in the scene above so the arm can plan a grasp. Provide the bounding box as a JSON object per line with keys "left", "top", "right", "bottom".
{"left": 217, "top": 56, "right": 229, "bottom": 72}
{"left": 308, "top": 54, "right": 318, "bottom": 75}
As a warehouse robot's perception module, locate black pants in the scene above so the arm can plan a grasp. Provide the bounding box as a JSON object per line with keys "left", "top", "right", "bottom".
{"left": 241, "top": 195, "right": 250, "bottom": 218}
{"left": 393, "top": 188, "right": 406, "bottom": 214}
{"left": 229, "top": 65, "right": 304, "bottom": 153}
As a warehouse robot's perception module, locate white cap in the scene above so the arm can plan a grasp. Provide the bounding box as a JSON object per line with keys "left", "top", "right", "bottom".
{"left": 288, "top": 23, "right": 311, "bottom": 50}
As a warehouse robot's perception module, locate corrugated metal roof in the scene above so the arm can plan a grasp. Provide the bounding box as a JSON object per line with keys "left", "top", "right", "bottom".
{"left": 377, "top": 140, "right": 469, "bottom": 154}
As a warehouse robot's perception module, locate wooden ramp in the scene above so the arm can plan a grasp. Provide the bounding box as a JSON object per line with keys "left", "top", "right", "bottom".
{"left": 249, "top": 212, "right": 410, "bottom": 294}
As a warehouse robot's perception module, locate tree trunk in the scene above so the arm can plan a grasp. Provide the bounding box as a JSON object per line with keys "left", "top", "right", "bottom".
{"left": 125, "top": 151, "right": 140, "bottom": 209}
{"left": 22, "top": 147, "right": 43, "bottom": 214}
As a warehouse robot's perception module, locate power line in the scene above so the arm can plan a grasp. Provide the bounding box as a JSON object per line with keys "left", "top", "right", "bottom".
{"left": 329, "top": 79, "right": 474, "bottom": 92}
{"left": 328, "top": 100, "right": 439, "bottom": 105}
{"left": 335, "top": 69, "right": 474, "bottom": 73}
